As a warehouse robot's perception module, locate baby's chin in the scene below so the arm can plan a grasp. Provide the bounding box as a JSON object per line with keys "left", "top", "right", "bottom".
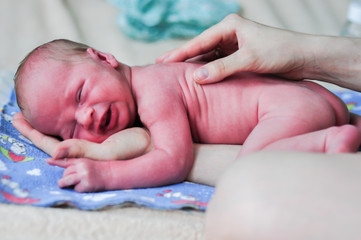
{"left": 81, "top": 134, "right": 110, "bottom": 143}
{"left": 74, "top": 126, "right": 124, "bottom": 143}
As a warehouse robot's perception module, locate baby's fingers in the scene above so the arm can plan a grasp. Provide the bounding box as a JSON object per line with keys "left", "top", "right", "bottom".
{"left": 53, "top": 139, "right": 90, "bottom": 159}
{"left": 58, "top": 172, "right": 81, "bottom": 189}
{"left": 60, "top": 161, "right": 98, "bottom": 192}
{"left": 54, "top": 139, "right": 113, "bottom": 161}
{"left": 46, "top": 158, "right": 73, "bottom": 168}
{"left": 46, "top": 158, "right": 80, "bottom": 187}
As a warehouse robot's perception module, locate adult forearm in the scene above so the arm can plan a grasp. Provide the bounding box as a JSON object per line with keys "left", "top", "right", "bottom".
{"left": 303, "top": 35, "right": 361, "bottom": 91}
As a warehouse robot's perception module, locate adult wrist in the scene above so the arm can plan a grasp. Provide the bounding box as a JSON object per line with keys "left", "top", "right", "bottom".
{"left": 302, "top": 35, "right": 361, "bottom": 91}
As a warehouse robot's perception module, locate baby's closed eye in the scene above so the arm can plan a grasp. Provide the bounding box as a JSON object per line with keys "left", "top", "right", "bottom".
{"left": 76, "top": 82, "right": 84, "bottom": 103}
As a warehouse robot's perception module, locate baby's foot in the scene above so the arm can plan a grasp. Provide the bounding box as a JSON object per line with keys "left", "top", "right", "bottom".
{"left": 325, "top": 125, "right": 361, "bottom": 153}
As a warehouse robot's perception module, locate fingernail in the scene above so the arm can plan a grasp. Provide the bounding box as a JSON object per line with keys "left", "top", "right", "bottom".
{"left": 194, "top": 68, "right": 209, "bottom": 82}
{"left": 55, "top": 149, "right": 68, "bottom": 159}
{"left": 162, "top": 54, "right": 172, "bottom": 63}
{"left": 156, "top": 56, "right": 164, "bottom": 63}
{"left": 12, "top": 114, "right": 21, "bottom": 120}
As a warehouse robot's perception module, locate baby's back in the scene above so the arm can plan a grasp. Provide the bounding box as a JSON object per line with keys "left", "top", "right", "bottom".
{"left": 133, "top": 63, "right": 348, "bottom": 145}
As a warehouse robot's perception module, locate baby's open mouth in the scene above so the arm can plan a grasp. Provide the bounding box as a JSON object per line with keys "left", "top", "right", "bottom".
{"left": 99, "top": 107, "right": 112, "bottom": 132}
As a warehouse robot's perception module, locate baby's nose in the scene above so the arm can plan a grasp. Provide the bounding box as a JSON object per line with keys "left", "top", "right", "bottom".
{"left": 76, "top": 106, "right": 94, "bottom": 130}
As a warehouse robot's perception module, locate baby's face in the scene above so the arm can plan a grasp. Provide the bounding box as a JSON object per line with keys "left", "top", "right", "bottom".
{"left": 22, "top": 57, "right": 136, "bottom": 143}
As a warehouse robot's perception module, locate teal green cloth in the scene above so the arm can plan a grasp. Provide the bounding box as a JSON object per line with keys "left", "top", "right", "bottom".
{"left": 108, "top": 0, "right": 241, "bottom": 41}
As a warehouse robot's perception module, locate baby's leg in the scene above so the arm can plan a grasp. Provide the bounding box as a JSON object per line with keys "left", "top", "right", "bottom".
{"left": 205, "top": 151, "right": 361, "bottom": 239}
{"left": 240, "top": 117, "right": 361, "bottom": 156}
{"left": 262, "top": 125, "right": 361, "bottom": 153}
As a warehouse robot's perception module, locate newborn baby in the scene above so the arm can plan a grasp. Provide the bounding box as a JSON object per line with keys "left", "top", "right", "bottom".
{"left": 13, "top": 39, "right": 361, "bottom": 192}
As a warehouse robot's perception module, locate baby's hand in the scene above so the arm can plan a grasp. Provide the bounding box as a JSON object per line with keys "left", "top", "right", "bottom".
{"left": 54, "top": 127, "right": 153, "bottom": 160}
{"left": 53, "top": 139, "right": 101, "bottom": 159}
{"left": 47, "top": 158, "right": 107, "bottom": 192}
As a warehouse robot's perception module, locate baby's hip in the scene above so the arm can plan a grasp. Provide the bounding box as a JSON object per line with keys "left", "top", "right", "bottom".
{"left": 301, "top": 81, "right": 349, "bottom": 125}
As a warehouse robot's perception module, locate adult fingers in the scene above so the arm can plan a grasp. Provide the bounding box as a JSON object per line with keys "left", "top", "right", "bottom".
{"left": 193, "top": 51, "right": 245, "bottom": 84}
{"left": 186, "top": 46, "right": 233, "bottom": 63}
{"left": 156, "top": 18, "right": 231, "bottom": 63}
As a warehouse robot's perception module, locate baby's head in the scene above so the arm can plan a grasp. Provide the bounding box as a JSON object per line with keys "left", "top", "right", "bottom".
{"left": 15, "top": 39, "right": 136, "bottom": 143}
{"left": 15, "top": 39, "right": 90, "bottom": 111}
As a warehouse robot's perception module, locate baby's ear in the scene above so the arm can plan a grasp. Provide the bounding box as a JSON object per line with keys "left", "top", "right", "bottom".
{"left": 86, "top": 48, "right": 119, "bottom": 68}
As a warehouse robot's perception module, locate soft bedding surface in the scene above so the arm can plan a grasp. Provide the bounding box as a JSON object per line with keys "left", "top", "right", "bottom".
{"left": 0, "top": 0, "right": 352, "bottom": 239}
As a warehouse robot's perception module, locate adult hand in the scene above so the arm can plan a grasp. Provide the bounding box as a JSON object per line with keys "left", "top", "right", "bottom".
{"left": 157, "top": 14, "right": 309, "bottom": 84}
{"left": 157, "top": 14, "right": 361, "bottom": 91}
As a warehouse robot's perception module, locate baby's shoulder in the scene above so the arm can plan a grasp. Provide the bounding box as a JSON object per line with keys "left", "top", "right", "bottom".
{"left": 133, "top": 63, "right": 194, "bottom": 113}
{"left": 133, "top": 62, "right": 199, "bottom": 93}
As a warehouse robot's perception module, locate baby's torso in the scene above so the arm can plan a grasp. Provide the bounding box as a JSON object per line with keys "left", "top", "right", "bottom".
{"left": 132, "top": 63, "right": 348, "bottom": 144}
{"left": 177, "top": 66, "right": 261, "bottom": 143}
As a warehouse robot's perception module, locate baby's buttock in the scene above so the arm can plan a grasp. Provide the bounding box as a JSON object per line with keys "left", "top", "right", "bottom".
{"left": 297, "top": 81, "right": 349, "bottom": 125}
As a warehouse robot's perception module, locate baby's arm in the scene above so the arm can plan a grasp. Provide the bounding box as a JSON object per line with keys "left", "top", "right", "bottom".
{"left": 53, "top": 128, "right": 153, "bottom": 160}
{"left": 47, "top": 99, "right": 194, "bottom": 192}
{"left": 13, "top": 113, "right": 61, "bottom": 156}
{"left": 13, "top": 112, "right": 152, "bottom": 160}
